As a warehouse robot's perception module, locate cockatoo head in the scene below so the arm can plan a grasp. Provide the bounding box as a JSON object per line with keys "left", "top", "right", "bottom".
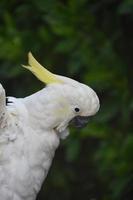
{"left": 23, "top": 53, "right": 100, "bottom": 138}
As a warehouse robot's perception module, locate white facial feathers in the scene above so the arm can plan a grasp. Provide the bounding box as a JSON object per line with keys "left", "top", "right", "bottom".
{"left": 45, "top": 81, "right": 100, "bottom": 119}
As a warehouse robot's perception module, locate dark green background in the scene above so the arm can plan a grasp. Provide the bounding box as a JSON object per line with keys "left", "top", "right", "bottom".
{"left": 0, "top": 0, "right": 133, "bottom": 199}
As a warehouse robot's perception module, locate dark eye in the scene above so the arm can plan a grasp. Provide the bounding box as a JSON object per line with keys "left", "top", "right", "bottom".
{"left": 75, "top": 107, "right": 80, "bottom": 112}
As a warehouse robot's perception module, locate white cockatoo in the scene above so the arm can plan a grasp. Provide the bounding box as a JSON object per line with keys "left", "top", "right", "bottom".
{"left": 0, "top": 53, "right": 100, "bottom": 200}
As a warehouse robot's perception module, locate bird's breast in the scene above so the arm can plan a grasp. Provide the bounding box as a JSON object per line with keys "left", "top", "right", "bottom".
{"left": 0, "top": 122, "right": 60, "bottom": 200}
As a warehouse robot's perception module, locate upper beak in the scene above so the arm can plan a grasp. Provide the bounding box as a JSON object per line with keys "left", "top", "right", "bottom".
{"left": 70, "top": 116, "right": 90, "bottom": 128}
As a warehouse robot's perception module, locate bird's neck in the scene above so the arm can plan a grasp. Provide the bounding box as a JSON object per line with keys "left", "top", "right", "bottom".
{"left": 23, "top": 88, "right": 60, "bottom": 130}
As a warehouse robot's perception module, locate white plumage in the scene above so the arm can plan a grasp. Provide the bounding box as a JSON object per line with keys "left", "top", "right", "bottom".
{"left": 0, "top": 54, "right": 100, "bottom": 200}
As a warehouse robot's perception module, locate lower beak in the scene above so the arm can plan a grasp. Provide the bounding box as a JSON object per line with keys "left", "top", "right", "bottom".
{"left": 70, "top": 116, "right": 89, "bottom": 128}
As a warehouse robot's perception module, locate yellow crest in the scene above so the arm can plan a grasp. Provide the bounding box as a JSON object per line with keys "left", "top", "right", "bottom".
{"left": 22, "top": 52, "right": 63, "bottom": 84}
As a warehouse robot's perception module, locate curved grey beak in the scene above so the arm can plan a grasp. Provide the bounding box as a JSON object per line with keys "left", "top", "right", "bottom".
{"left": 70, "top": 116, "right": 89, "bottom": 128}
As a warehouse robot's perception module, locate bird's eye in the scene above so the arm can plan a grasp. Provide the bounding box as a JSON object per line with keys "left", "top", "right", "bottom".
{"left": 75, "top": 107, "right": 80, "bottom": 112}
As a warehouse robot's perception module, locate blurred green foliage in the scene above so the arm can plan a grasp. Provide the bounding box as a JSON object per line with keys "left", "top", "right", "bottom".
{"left": 0, "top": 0, "right": 133, "bottom": 199}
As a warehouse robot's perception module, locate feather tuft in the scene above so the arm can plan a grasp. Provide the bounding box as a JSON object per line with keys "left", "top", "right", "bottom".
{"left": 22, "top": 52, "right": 63, "bottom": 84}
